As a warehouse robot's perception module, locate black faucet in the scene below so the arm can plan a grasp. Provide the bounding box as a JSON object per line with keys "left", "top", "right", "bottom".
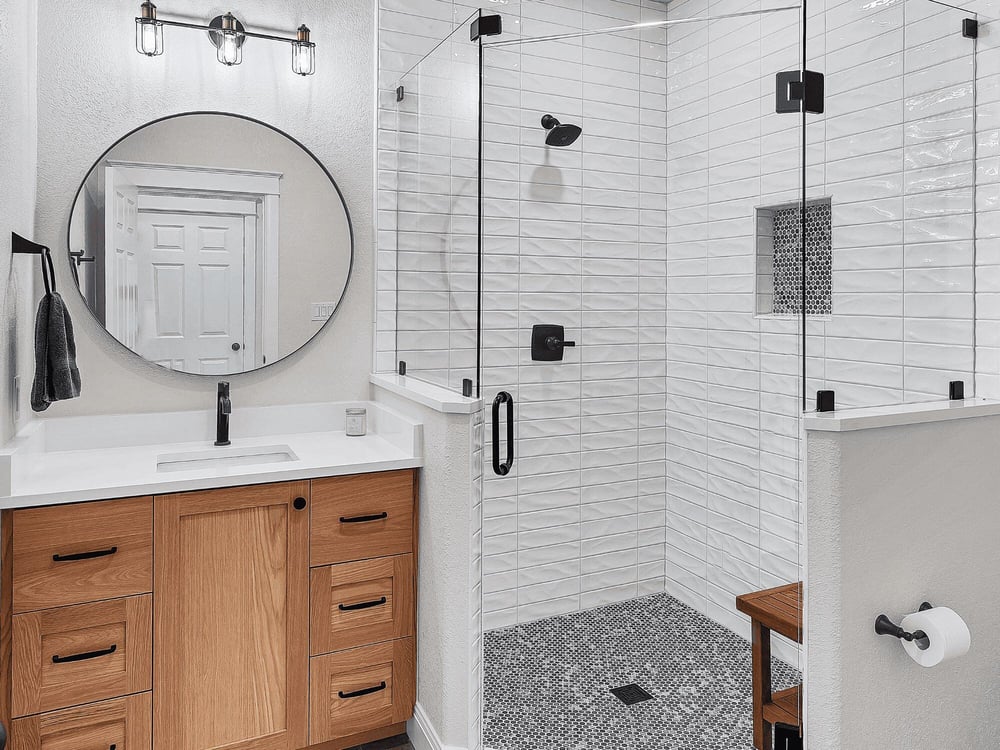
{"left": 215, "top": 381, "right": 232, "bottom": 446}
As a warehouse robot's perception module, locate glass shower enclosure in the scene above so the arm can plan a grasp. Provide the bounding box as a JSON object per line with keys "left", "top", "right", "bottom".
{"left": 379, "top": 0, "right": 827, "bottom": 747}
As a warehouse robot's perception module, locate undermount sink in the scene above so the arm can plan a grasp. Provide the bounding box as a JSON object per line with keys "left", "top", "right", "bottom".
{"left": 156, "top": 444, "right": 300, "bottom": 473}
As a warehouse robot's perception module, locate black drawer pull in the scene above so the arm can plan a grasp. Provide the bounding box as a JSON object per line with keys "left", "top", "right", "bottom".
{"left": 338, "top": 681, "right": 387, "bottom": 699}
{"left": 52, "top": 546, "right": 118, "bottom": 562}
{"left": 339, "top": 596, "right": 387, "bottom": 612}
{"left": 52, "top": 644, "right": 117, "bottom": 664}
{"left": 339, "top": 512, "right": 388, "bottom": 524}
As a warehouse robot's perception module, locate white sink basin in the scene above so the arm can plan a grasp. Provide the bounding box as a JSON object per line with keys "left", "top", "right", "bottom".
{"left": 156, "top": 445, "right": 299, "bottom": 473}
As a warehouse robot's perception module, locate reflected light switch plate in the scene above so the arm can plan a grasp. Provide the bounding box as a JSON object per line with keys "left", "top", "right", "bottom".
{"left": 311, "top": 303, "right": 337, "bottom": 322}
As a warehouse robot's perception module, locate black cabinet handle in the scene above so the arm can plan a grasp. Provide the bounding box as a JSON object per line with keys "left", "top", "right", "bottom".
{"left": 492, "top": 391, "right": 514, "bottom": 476}
{"left": 339, "top": 512, "right": 388, "bottom": 524}
{"left": 338, "top": 681, "right": 387, "bottom": 699}
{"left": 52, "top": 546, "right": 117, "bottom": 562}
{"left": 52, "top": 644, "right": 117, "bottom": 664}
{"left": 338, "top": 597, "right": 387, "bottom": 612}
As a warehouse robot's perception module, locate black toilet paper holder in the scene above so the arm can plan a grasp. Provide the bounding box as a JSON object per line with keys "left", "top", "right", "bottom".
{"left": 875, "top": 602, "right": 933, "bottom": 642}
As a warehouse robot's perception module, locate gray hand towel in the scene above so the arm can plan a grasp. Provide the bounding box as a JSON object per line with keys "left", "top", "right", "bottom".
{"left": 30, "top": 291, "right": 82, "bottom": 412}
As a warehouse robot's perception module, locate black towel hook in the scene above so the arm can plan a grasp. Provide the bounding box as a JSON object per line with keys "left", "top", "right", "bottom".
{"left": 11, "top": 232, "right": 57, "bottom": 295}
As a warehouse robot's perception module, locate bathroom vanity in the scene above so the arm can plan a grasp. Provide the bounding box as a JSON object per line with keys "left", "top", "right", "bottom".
{"left": 0, "top": 403, "right": 423, "bottom": 750}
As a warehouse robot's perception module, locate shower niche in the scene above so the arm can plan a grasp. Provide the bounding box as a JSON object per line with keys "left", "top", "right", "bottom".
{"left": 756, "top": 198, "right": 833, "bottom": 317}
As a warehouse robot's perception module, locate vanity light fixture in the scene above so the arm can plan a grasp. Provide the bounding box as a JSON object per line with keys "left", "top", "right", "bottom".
{"left": 134, "top": 3, "right": 317, "bottom": 75}
{"left": 291, "top": 25, "right": 316, "bottom": 76}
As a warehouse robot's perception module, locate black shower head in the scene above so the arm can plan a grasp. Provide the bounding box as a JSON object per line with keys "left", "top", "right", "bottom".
{"left": 541, "top": 114, "right": 582, "bottom": 147}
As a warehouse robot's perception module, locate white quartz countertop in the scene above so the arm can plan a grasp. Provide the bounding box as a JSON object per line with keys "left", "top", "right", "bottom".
{"left": 0, "top": 401, "right": 423, "bottom": 508}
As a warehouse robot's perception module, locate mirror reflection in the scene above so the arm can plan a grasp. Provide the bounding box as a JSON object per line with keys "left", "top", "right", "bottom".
{"left": 69, "top": 112, "right": 352, "bottom": 375}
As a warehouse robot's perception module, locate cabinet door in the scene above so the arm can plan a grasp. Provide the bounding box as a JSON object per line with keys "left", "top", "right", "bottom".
{"left": 153, "top": 482, "right": 309, "bottom": 750}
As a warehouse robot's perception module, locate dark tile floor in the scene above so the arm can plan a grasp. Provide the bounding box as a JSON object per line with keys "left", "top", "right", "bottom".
{"left": 346, "top": 734, "right": 413, "bottom": 750}
{"left": 483, "top": 594, "right": 800, "bottom": 750}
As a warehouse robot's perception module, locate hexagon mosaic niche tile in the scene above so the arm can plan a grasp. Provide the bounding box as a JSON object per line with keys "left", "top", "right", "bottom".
{"left": 756, "top": 198, "right": 832, "bottom": 316}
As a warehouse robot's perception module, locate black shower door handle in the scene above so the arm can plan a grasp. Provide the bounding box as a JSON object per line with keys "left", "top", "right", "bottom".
{"left": 492, "top": 391, "right": 514, "bottom": 476}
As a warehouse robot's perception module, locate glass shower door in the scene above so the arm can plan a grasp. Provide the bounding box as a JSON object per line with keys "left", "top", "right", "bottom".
{"left": 478, "top": 3, "right": 806, "bottom": 749}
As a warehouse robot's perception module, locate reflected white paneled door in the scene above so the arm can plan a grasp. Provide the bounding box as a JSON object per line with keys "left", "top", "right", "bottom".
{"left": 136, "top": 211, "right": 246, "bottom": 374}
{"left": 104, "top": 167, "right": 140, "bottom": 348}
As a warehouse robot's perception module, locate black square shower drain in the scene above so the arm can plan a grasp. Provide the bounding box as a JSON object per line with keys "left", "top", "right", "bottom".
{"left": 610, "top": 683, "right": 654, "bottom": 705}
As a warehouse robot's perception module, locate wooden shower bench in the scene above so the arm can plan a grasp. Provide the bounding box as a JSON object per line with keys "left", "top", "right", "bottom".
{"left": 736, "top": 582, "right": 804, "bottom": 750}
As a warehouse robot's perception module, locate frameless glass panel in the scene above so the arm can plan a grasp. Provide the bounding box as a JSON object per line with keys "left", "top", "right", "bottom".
{"left": 805, "top": 0, "right": 979, "bottom": 410}
{"left": 387, "top": 14, "right": 481, "bottom": 394}
{"left": 478, "top": 3, "right": 804, "bottom": 748}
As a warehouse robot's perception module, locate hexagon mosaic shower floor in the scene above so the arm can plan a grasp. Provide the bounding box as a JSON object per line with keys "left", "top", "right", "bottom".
{"left": 483, "top": 594, "right": 800, "bottom": 750}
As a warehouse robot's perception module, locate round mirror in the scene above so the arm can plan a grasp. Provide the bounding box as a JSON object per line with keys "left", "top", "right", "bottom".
{"left": 68, "top": 112, "right": 353, "bottom": 375}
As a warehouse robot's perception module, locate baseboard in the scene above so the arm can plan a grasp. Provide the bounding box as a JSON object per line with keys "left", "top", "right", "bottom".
{"left": 407, "top": 702, "right": 468, "bottom": 750}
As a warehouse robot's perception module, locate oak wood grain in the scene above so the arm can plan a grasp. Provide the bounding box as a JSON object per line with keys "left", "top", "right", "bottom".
{"left": 310, "top": 555, "right": 415, "bottom": 656}
{"left": 12, "top": 497, "right": 152, "bottom": 613}
{"left": 10, "top": 691, "right": 152, "bottom": 750}
{"left": 153, "top": 482, "right": 309, "bottom": 750}
{"left": 310, "top": 471, "right": 415, "bottom": 566}
{"left": 11, "top": 595, "right": 152, "bottom": 717}
{"left": 309, "top": 638, "right": 415, "bottom": 745}
{"left": 2, "top": 510, "right": 15, "bottom": 735}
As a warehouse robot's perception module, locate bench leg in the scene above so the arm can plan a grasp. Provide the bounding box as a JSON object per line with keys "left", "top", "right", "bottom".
{"left": 751, "top": 620, "right": 773, "bottom": 750}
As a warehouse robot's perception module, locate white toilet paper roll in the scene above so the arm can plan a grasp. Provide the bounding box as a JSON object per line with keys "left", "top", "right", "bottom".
{"left": 899, "top": 606, "right": 971, "bottom": 668}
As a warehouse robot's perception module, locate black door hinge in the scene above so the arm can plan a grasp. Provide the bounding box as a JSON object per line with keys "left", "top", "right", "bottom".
{"left": 471, "top": 14, "right": 502, "bottom": 42}
{"left": 963, "top": 18, "right": 978, "bottom": 39}
{"left": 776, "top": 70, "right": 824, "bottom": 115}
{"left": 396, "top": 85, "right": 405, "bottom": 102}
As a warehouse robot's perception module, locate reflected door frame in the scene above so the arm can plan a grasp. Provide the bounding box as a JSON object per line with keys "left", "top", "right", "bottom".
{"left": 104, "top": 160, "right": 282, "bottom": 369}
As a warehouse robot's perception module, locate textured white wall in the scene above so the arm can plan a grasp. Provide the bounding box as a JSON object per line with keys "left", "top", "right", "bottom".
{"left": 0, "top": 0, "right": 37, "bottom": 442}
{"left": 806, "top": 415, "right": 1000, "bottom": 748}
{"left": 29, "top": 0, "right": 374, "bottom": 418}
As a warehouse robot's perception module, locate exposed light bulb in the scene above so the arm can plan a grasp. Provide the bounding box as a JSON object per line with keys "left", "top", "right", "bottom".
{"left": 219, "top": 33, "right": 240, "bottom": 65}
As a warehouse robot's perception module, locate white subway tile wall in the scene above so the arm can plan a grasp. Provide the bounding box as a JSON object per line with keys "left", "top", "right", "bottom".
{"left": 973, "top": 0, "right": 1000, "bottom": 399}
{"left": 808, "top": 0, "right": 981, "bottom": 407}
{"left": 376, "top": 0, "right": 992, "bottom": 674}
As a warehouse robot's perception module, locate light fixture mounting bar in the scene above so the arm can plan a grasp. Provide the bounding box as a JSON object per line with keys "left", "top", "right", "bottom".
{"left": 134, "top": 16, "right": 302, "bottom": 44}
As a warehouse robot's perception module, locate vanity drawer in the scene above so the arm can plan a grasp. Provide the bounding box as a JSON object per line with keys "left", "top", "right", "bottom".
{"left": 309, "top": 638, "right": 415, "bottom": 744}
{"left": 310, "top": 554, "right": 415, "bottom": 656}
{"left": 310, "top": 471, "right": 416, "bottom": 566}
{"left": 12, "top": 497, "right": 153, "bottom": 613}
{"left": 12, "top": 595, "right": 153, "bottom": 717}
{"left": 9, "top": 692, "right": 152, "bottom": 750}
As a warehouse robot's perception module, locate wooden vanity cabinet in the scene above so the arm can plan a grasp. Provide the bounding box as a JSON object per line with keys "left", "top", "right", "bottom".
{"left": 0, "top": 469, "right": 418, "bottom": 750}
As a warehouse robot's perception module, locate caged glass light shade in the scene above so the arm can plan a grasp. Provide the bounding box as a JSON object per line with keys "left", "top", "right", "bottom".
{"left": 291, "top": 25, "right": 315, "bottom": 76}
{"left": 216, "top": 13, "right": 243, "bottom": 66}
{"left": 135, "top": 2, "right": 163, "bottom": 56}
